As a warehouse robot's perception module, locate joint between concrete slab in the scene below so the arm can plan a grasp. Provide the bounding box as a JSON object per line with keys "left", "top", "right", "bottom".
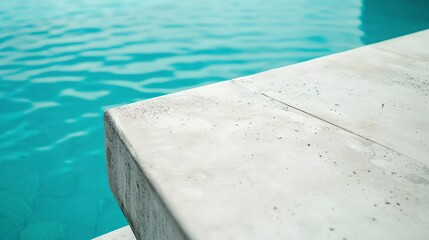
{"left": 258, "top": 92, "right": 410, "bottom": 160}
{"left": 371, "top": 45, "right": 424, "bottom": 62}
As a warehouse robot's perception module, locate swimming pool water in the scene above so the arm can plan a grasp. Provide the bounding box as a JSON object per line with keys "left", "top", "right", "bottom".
{"left": 1, "top": 0, "right": 428, "bottom": 239}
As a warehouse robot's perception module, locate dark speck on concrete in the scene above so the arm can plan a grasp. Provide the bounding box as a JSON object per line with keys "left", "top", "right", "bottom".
{"left": 307, "top": 144, "right": 311, "bottom": 146}
{"left": 385, "top": 201, "right": 391, "bottom": 205}
{"left": 329, "top": 228, "right": 334, "bottom": 231}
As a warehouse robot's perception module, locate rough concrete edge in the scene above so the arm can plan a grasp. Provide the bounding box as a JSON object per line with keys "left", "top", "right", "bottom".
{"left": 104, "top": 110, "right": 192, "bottom": 240}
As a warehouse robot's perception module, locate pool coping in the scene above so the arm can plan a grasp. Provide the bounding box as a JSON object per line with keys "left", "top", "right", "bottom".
{"left": 99, "top": 30, "right": 429, "bottom": 240}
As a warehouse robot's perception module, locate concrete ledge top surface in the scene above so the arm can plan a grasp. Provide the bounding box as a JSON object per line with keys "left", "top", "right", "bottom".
{"left": 105, "top": 30, "right": 429, "bottom": 240}
{"left": 93, "top": 226, "right": 136, "bottom": 240}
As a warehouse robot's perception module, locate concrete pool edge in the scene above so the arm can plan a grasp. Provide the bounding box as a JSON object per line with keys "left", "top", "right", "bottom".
{"left": 99, "top": 30, "right": 429, "bottom": 240}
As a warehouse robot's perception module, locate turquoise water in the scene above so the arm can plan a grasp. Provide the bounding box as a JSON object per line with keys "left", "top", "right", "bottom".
{"left": 1, "top": 0, "right": 428, "bottom": 239}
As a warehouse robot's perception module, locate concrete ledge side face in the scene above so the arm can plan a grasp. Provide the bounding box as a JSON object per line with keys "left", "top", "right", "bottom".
{"left": 105, "top": 112, "right": 189, "bottom": 240}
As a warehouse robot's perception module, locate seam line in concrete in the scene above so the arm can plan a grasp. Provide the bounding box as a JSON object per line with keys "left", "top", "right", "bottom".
{"left": 372, "top": 45, "right": 426, "bottom": 62}
{"left": 259, "top": 92, "right": 409, "bottom": 159}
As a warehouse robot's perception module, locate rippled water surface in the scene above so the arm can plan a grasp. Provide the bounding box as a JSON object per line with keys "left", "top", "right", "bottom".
{"left": 1, "top": 0, "right": 428, "bottom": 239}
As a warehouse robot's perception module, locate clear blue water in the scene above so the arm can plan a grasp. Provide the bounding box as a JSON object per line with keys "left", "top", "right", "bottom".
{"left": 0, "top": 0, "right": 428, "bottom": 239}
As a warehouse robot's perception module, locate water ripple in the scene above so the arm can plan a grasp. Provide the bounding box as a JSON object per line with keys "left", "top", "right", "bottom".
{"left": 60, "top": 89, "right": 110, "bottom": 101}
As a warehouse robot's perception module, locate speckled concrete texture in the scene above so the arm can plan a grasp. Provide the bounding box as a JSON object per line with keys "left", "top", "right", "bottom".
{"left": 104, "top": 30, "right": 429, "bottom": 240}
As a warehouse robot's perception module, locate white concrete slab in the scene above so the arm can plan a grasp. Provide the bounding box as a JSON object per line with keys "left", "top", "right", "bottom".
{"left": 93, "top": 226, "right": 135, "bottom": 240}
{"left": 236, "top": 30, "right": 429, "bottom": 162}
{"left": 104, "top": 30, "right": 429, "bottom": 240}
